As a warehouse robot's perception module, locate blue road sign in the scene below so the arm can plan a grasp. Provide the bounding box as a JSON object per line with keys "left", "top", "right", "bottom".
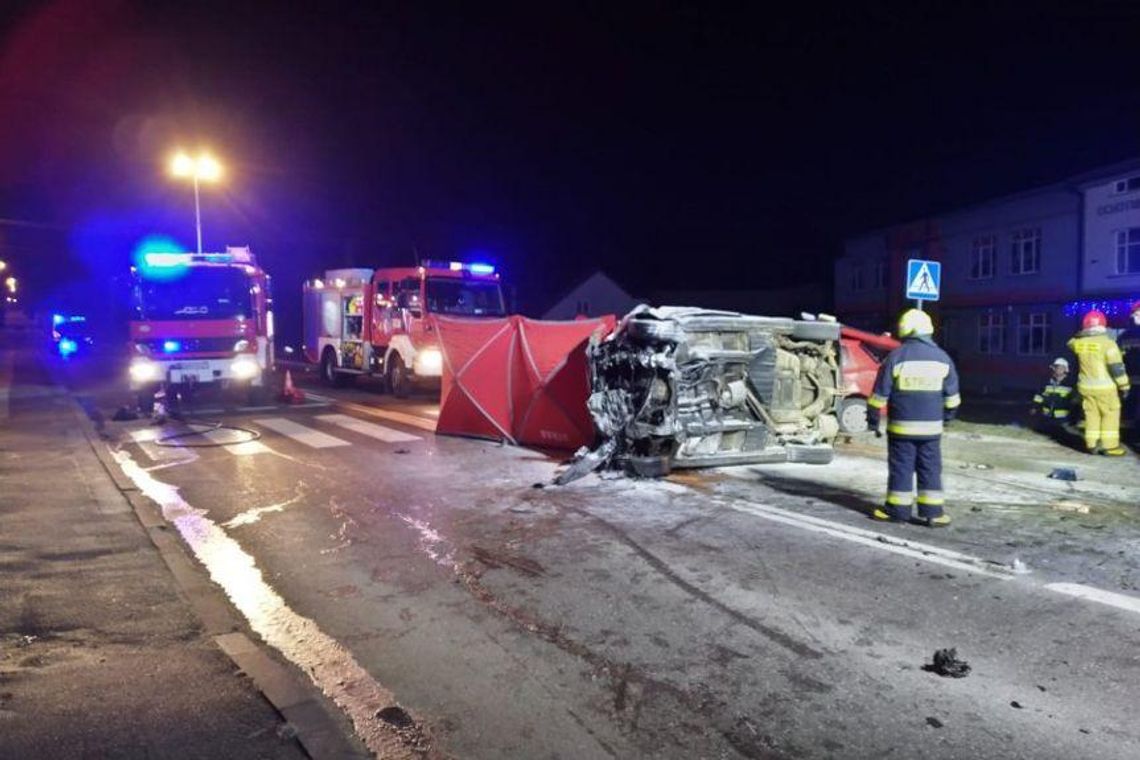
{"left": 905, "top": 259, "right": 941, "bottom": 302}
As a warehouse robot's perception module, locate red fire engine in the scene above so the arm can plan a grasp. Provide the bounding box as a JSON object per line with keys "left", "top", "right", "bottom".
{"left": 128, "top": 247, "right": 274, "bottom": 410}
{"left": 302, "top": 260, "right": 505, "bottom": 396}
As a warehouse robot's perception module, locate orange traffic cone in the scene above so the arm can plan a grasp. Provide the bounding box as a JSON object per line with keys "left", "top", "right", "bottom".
{"left": 279, "top": 369, "right": 305, "bottom": 404}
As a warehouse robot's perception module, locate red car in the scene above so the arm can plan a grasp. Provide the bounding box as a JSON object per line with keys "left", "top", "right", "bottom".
{"left": 838, "top": 326, "right": 900, "bottom": 432}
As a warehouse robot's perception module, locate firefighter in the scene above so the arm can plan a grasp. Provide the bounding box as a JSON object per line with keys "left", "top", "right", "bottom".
{"left": 1118, "top": 301, "right": 1140, "bottom": 434}
{"left": 1029, "top": 357, "right": 1074, "bottom": 425}
{"left": 1068, "top": 309, "right": 1131, "bottom": 454}
{"left": 866, "top": 308, "right": 960, "bottom": 527}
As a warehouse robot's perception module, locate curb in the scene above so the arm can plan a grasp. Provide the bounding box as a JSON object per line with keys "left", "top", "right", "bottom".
{"left": 71, "top": 399, "right": 370, "bottom": 760}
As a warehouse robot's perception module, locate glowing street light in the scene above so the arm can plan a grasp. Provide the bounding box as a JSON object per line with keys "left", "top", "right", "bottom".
{"left": 169, "top": 150, "right": 224, "bottom": 254}
{"left": 5, "top": 276, "right": 16, "bottom": 293}
{"left": 0, "top": 260, "right": 6, "bottom": 272}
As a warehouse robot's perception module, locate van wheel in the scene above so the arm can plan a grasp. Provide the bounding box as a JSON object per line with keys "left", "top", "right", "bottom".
{"left": 839, "top": 398, "right": 869, "bottom": 433}
{"left": 387, "top": 354, "right": 409, "bottom": 398}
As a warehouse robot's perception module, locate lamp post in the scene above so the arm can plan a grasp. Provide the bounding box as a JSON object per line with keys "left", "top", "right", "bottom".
{"left": 170, "top": 151, "right": 223, "bottom": 254}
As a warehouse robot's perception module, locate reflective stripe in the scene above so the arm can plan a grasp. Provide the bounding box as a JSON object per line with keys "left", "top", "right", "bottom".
{"left": 886, "top": 491, "right": 914, "bottom": 506}
{"left": 1045, "top": 387, "right": 1072, "bottom": 396}
{"left": 944, "top": 393, "right": 961, "bottom": 409}
{"left": 895, "top": 360, "right": 949, "bottom": 391}
{"left": 867, "top": 394, "right": 888, "bottom": 409}
{"left": 1032, "top": 394, "right": 1044, "bottom": 403}
{"left": 1052, "top": 409, "right": 1070, "bottom": 418}
{"left": 888, "top": 419, "right": 944, "bottom": 436}
{"left": 1078, "top": 379, "right": 1118, "bottom": 391}
{"left": 917, "top": 491, "right": 945, "bottom": 505}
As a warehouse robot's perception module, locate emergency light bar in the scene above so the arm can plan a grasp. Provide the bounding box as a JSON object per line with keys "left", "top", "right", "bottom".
{"left": 421, "top": 259, "right": 496, "bottom": 275}
{"left": 144, "top": 250, "right": 257, "bottom": 268}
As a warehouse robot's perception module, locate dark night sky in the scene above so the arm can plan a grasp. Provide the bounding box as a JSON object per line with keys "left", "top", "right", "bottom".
{"left": 2, "top": 0, "right": 1140, "bottom": 328}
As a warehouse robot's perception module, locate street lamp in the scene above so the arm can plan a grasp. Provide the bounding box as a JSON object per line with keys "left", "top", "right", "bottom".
{"left": 170, "top": 151, "right": 223, "bottom": 254}
{"left": 5, "top": 276, "right": 16, "bottom": 293}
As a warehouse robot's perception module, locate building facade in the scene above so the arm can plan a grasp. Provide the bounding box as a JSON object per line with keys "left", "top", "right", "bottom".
{"left": 836, "top": 159, "right": 1140, "bottom": 392}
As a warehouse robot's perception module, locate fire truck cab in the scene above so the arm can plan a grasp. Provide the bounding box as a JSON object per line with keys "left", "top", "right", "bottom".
{"left": 303, "top": 260, "right": 505, "bottom": 396}
{"left": 128, "top": 247, "right": 274, "bottom": 409}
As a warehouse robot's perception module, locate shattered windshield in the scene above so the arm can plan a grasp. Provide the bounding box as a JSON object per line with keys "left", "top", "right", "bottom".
{"left": 134, "top": 268, "right": 254, "bottom": 321}
{"left": 425, "top": 277, "right": 505, "bottom": 316}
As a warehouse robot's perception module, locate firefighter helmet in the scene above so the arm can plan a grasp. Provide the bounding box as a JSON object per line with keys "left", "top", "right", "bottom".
{"left": 1131, "top": 300, "right": 1140, "bottom": 316}
{"left": 1081, "top": 310, "right": 1107, "bottom": 331}
{"left": 897, "top": 308, "right": 934, "bottom": 338}
{"left": 1050, "top": 357, "right": 1069, "bottom": 370}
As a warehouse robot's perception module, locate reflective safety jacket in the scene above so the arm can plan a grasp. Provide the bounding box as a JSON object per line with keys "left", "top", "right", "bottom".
{"left": 868, "top": 336, "right": 961, "bottom": 439}
{"left": 1067, "top": 330, "right": 1130, "bottom": 395}
{"left": 1033, "top": 379, "right": 1073, "bottom": 419}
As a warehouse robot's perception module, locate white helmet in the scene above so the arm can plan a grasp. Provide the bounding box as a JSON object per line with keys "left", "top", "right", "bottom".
{"left": 1050, "top": 357, "right": 1069, "bottom": 370}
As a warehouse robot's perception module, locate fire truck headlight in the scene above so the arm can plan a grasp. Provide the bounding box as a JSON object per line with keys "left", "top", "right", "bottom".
{"left": 415, "top": 348, "right": 443, "bottom": 376}
{"left": 129, "top": 359, "right": 160, "bottom": 383}
{"left": 233, "top": 339, "right": 250, "bottom": 352}
{"left": 231, "top": 357, "right": 260, "bottom": 380}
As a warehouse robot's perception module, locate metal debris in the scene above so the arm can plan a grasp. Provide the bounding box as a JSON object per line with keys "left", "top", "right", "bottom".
{"left": 1048, "top": 468, "right": 1080, "bottom": 481}
{"left": 922, "top": 648, "right": 971, "bottom": 678}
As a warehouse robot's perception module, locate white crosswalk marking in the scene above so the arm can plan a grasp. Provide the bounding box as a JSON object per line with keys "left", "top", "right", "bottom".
{"left": 129, "top": 428, "right": 197, "bottom": 464}
{"left": 316, "top": 414, "right": 421, "bottom": 443}
{"left": 253, "top": 418, "right": 350, "bottom": 448}
{"left": 201, "top": 428, "right": 272, "bottom": 456}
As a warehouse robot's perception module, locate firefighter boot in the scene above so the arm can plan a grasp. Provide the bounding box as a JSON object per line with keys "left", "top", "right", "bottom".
{"left": 924, "top": 514, "right": 952, "bottom": 528}
{"left": 1102, "top": 446, "right": 1127, "bottom": 456}
{"left": 872, "top": 507, "right": 912, "bottom": 523}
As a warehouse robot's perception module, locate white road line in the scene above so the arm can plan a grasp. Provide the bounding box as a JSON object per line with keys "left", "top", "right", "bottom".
{"left": 253, "top": 418, "right": 350, "bottom": 449}
{"left": 721, "top": 499, "right": 1018, "bottom": 580}
{"left": 1045, "top": 583, "right": 1140, "bottom": 615}
{"left": 339, "top": 402, "right": 437, "bottom": 432}
{"left": 316, "top": 414, "right": 421, "bottom": 443}
{"left": 200, "top": 428, "right": 272, "bottom": 456}
{"left": 129, "top": 428, "right": 197, "bottom": 463}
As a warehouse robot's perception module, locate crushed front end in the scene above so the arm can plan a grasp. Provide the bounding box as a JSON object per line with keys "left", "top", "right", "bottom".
{"left": 559, "top": 306, "right": 842, "bottom": 481}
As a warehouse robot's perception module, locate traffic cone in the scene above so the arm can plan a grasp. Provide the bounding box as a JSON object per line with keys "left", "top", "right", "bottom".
{"left": 279, "top": 369, "right": 305, "bottom": 404}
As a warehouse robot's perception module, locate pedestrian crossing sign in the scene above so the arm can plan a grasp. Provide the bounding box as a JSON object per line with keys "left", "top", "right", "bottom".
{"left": 905, "top": 259, "right": 941, "bottom": 302}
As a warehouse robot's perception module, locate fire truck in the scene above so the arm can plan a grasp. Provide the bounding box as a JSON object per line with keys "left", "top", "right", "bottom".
{"left": 128, "top": 247, "right": 274, "bottom": 410}
{"left": 302, "top": 260, "right": 505, "bottom": 396}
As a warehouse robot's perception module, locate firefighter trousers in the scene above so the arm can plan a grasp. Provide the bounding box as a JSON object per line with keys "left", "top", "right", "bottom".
{"left": 1081, "top": 387, "right": 1122, "bottom": 451}
{"left": 885, "top": 436, "right": 944, "bottom": 520}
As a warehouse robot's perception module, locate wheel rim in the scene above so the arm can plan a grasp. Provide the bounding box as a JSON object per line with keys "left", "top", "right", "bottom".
{"left": 841, "top": 401, "right": 868, "bottom": 432}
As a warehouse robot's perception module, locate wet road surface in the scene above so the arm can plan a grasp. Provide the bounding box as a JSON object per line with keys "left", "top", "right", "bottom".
{"left": 59, "top": 353, "right": 1140, "bottom": 758}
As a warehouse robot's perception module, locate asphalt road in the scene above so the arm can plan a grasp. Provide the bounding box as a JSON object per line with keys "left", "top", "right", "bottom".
{"left": 57, "top": 350, "right": 1140, "bottom": 759}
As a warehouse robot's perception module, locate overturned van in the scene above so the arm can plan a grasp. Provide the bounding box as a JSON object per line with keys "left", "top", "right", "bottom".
{"left": 558, "top": 306, "right": 842, "bottom": 482}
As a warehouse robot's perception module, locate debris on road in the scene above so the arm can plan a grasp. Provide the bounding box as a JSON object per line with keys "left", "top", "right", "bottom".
{"left": 1010, "top": 700, "right": 1023, "bottom": 709}
{"left": 922, "top": 648, "right": 971, "bottom": 678}
{"left": 1048, "top": 467, "right": 1080, "bottom": 481}
{"left": 925, "top": 716, "right": 944, "bottom": 728}
{"left": 557, "top": 306, "right": 842, "bottom": 482}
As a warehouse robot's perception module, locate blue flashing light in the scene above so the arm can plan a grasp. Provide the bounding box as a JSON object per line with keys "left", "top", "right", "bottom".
{"left": 52, "top": 313, "right": 66, "bottom": 326}
{"left": 1063, "top": 297, "right": 1139, "bottom": 319}
{"left": 468, "top": 262, "right": 495, "bottom": 275}
{"left": 58, "top": 338, "right": 78, "bottom": 357}
{"left": 162, "top": 340, "right": 182, "bottom": 353}
{"left": 145, "top": 252, "right": 192, "bottom": 267}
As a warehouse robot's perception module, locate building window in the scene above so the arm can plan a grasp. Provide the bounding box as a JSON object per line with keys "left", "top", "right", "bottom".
{"left": 978, "top": 312, "right": 1005, "bottom": 354}
{"left": 850, "top": 265, "right": 866, "bottom": 292}
{"left": 1113, "top": 176, "right": 1140, "bottom": 194}
{"left": 969, "top": 235, "right": 996, "bottom": 279}
{"left": 1017, "top": 312, "right": 1051, "bottom": 355}
{"left": 873, "top": 260, "right": 887, "bottom": 289}
{"left": 1010, "top": 228, "right": 1041, "bottom": 275}
{"left": 1115, "top": 227, "right": 1140, "bottom": 274}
